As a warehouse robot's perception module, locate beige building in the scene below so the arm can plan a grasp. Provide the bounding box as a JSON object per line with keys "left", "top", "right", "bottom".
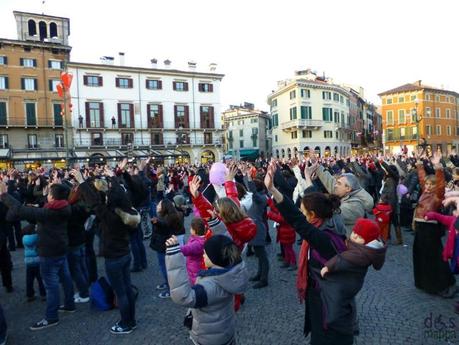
{"left": 267, "top": 70, "right": 352, "bottom": 159}
{"left": 222, "top": 102, "right": 271, "bottom": 160}
{"left": 0, "top": 11, "right": 71, "bottom": 169}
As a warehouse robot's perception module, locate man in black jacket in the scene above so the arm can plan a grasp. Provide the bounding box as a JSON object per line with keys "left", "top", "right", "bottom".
{"left": 0, "top": 182, "right": 75, "bottom": 331}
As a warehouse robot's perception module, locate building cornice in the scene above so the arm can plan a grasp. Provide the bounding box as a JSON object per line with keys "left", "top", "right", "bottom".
{"left": 268, "top": 79, "right": 350, "bottom": 101}
{"left": 0, "top": 37, "right": 72, "bottom": 51}
{"left": 68, "top": 61, "right": 225, "bottom": 80}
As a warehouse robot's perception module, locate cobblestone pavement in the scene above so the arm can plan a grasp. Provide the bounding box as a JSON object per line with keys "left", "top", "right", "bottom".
{"left": 1, "top": 218, "right": 457, "bottom": 345}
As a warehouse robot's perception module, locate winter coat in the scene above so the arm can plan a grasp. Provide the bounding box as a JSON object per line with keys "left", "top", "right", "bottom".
{"left": 373, "top": 203, "right": 392, "bottom": 225}
{"left": 245, "top": 180, "right": 268, "bottom": 246}
{"left": 267, "top": 198, "right": 295, "bottom": 245}
{"left": 67, "top": 203, "right": 90, "bottom": 248}
{"left": 2, "top": 194, "right": 71, "bottom": 258}
{"left": 414, "top": 163, "right": 445, "bottom": 220}
{"left": 166, "top": 244, "right": 249, "bottom": 345}
{"left": 181, "top": 235, "right": 206, "bottom": 284}
{"left": 23, "top": 233, "right": 40, "bottom": 266}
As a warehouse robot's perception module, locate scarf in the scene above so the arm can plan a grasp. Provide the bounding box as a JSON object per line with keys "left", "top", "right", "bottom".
{"left": 44, "top": 199, "right": 69, "bottom": 210}
{"left": 296, "top": 217, "right": 323, "bottom": 303}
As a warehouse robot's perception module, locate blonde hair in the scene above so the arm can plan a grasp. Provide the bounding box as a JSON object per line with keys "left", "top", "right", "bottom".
{"left": 222, "top": 244, "right": 242, "bottom": 266}
{"left": 425, "top": 175, "right": 437, "bottom": 185}
{"left": 215, "top": 197, "right": 247, "bottom": 224}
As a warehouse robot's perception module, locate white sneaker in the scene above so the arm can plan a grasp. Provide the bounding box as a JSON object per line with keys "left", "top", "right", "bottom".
{"left": 74, "top": 296, "right": 90, "bottom": 303}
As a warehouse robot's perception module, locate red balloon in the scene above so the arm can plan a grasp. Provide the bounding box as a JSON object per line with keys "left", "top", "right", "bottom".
{"left": 60, "top": 72, "right": 73, "bottom": 90}
{"left": 56, "top": 83, "right": 64, "bottom": 98}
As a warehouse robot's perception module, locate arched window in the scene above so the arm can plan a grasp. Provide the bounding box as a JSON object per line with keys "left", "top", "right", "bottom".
{"left": 293, "top": 147, "right": 298, "bottom": 157}
{"left": 287, "top": 148, "right": 291, "bottom": 159}
{"left": 334, "top": 146, "right": 338, "bottom": 154}
{"left": 49, "top": 22, "right": 58, "bottom": 38}
{"left": 314, "top": 146, "right": 321, "bottom": 157}
{"left": 28, "top": 19, "right": 37, "bottom": 36}
{"left": 281, "top": 149, "right": 285, "bottom": 158}
{"left": 39, "top": 21, "right": 47, "bottom": 41}
{"left": 303, "top": 146, "right": 310, "bottom": 156}
{"left": 276, "top": 150, "right": 279, "bottom": 159}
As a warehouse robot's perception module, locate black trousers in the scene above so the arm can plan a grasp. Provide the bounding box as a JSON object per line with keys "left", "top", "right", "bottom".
{"left": 26, "top": 264, "right": 46, "bottom": 297}
{"left": 253, "top": 245, "right": 269, "bottom": 283}
{"left": 0, "top": 243, "right": 12, "bottom": 289}
{"left": 84, "top": 229, "right": 98, "bottom": 283}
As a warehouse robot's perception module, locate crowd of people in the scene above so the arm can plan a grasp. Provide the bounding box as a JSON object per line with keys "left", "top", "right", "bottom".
{"left": 0, "top": 146, "right": 458, "bottom": 345}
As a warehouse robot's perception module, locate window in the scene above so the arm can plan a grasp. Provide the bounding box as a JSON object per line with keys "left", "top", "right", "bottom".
{"left": 274, "top": 135, "right": 278, "bottom": 142}
{"left": 21, "top": 78, "right": 37, "bottom": 91}
{"left": 302, "top": 130, "right": 312, "bottom": 138}
{"left": 322, "top": 91, "right": 331, "bottom": 100}
{"left": 398, "top": 109, "right": 405, "bottom": 124}
{"left": 435, "top": 95, "right": 440, "bottom": 102}
{"left": 84, "top": 76, "right": 103, "bottom": 87}
{"left": 324, "top": 130, "right": 333, "bottom": 138}
{"left": 272, "top": 113, "right": 278, "bottom": 127}
{"left": 116, "top": 77, "right": 133, "bottom": 88}
{"left": 340, "top": 95, "right": 344, "bottom": 104}
{"left": 322, "top": 107, "right": 332, "bottom": 121}
{"left": 425, "top": 107, "right": 431, "bottom": 117}
{"left": 148, "top": 104, "right": 162, "bottom": 127}
{"left": 176, "top": 105, "right": 186, "bottom": 117}
{"left": 0, "top": 56, "right": 7, "bottom": 65}
{"left": 48, "top": 60, "right": 62, "bottom": 69}
{"left": 20, "top": 58, "right": 37, "bottom": 67}
{"left": 446, "top": 109, "right": 451, "bottom": 118}
{"left": 173, "top": 81, "right": 189, "bottom": 91}
{"left": 146, "top": 79, "right": 162, "bottom": 90}
{"left": 0, "top": 76, "right": 8, "bottom": 90}
{"left": 291, "top": 131, "right": 297, "bottom": 139}
{"left": 122, "top": 133, "right": 133, "bottom": 145}
{"left": 425, "top": 94, "right": 431, "bottom": 101}
{"left": 152, "top": 133, "right": 163, "bottom": 145}
{"left": 49, "top": 79, "right": 60, "bottom": 92}
{"left": 400, "top": 127, "right": 405, "bottom": 139}
{"left": 250, "top": 118, "right": 258, "bottom": 123}
{"left": 200, "top": 106, "right": 214, "bottom": 128}
{"left": 55, "top": 134, "right": 64, "bottom": 148}
{"left": 435, "top": 108, "right": 441, "bottom": 118}
{"left": 239, "top": 129, "right": 243, "bottom": 137}
{"left": 290, "top": 107, "right": 297, "bottom": 120}
{"left": 447, "top": 126, "right": 452, "bottom": 136}
{"left": 387, "top": 129, "right": 393, "bottom": 140}
{"left": 290, "top": 90, "right": 296, "bottom": 99}
{"left": 411, "top": 95, "right": 416, "bottom": 101}
{"left": 386, "top": 98, "right": 392, "bottom": 104}
{"left": 91, "top": 132, "right": 103, "bottom": 146}
{"left": 198, "top": 83, "right": 213, "bottom": 92}
{"left": 118, "top": 103, "right": 133, "bottom": 128}
{"left": 88, "top": 102, "right": 103, "bottom": 127}
{"left": 301, "top": 106, "right": 312, "bottom": 119}
{"left": 239, "top": 140, "right": 244, "bottom": 148}
{"left": 386, "top": 110, "right": 393, "bottom": 125}
{"left": 27, "top": 134, "right": 38, "bottom": 148}
{"left": 301, "top": 89, "right": 310, "bottom": 98}
{"left": 53, "top": 103, "right": 63, "bottom": 126}
{"left": 272, "top": 99, "right": 278, "bottom": 107}
{"left": 412, "top": 127, "right": 418, "bottom": 139}
{"left": 333, "top": 93, "right": 340, "bottom": 102}
{"left": 398, "top": 97, "right": 404, "bottom": 103}
{"left": 0, "top": 102, "right": 7, "bottom": 126}
{"left": 435, "top": 125, "right": 441, "bottom": 135}
{"left": 334, "top": 111, "right": 339, "bottom": 123}
{"left": 426, "top": 125, "right": 432, "bottom": 136}
{"left": 25, "top": 102, "right": 36, "bottom": 126}
{"left": 0, "top": 134, "right": 8, "bottom": 148}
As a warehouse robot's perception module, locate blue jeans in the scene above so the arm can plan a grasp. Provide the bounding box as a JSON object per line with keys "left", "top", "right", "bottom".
{"left": 40, "top": 256, "right": 75, "bottom": 321}
{"left": 156, "top": 252, "right": 168, "bottom": 288}
{"left": 67, "top": 246, "right": 89, "bottom": 298}
{"left": 105, "top": 255, "right": 136, "bottom": 328}
{"left": 130, "top": 225, "right": 147, "bottom": 270}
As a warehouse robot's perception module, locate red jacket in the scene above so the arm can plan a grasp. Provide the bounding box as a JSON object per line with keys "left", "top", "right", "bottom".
{"left": 192, "top": 181, "right": 256, "bottom": 250}
{"left": 373, "top": 203, "right": 392, "bottom": 225}
{"left": 267, "top": 198, "right": 295, "bottom": 245}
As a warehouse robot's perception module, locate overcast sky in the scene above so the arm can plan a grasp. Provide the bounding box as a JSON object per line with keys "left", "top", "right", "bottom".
{"left": 1, "top": 0, "right": 458, "bottom": 111}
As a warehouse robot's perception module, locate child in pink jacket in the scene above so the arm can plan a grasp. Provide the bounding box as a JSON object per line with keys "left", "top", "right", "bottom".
{"left": 180, "top": 218, "right": 206, "bottom": 284}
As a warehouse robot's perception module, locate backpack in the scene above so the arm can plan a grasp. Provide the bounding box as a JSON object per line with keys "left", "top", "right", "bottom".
{"left": 90, "top": 277, "right": 115, "bottom": 311}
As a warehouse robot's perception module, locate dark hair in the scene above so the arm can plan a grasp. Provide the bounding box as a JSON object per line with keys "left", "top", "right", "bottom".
{"left": 253, "top": 178, "right": 266, "bottom": 193}
{"left": 236, "top": 182, "right": 247, "bottom": 200}
{"left": 158, "top": 199, "right": 182, "bottom": 230}
{"left": 301, "top": 192, "right": 340, "bottom": 219}
{"left": 49, "top": 184, "right": 70, "bottom": 200}
{"left": 191, "top": 218, "right": 206, "bottom": 236}
{"left": 106, "top": 183, "right": 132, "bottom": 211}
{"left": 379, "top": 194, "right": 390, "bottom": 204}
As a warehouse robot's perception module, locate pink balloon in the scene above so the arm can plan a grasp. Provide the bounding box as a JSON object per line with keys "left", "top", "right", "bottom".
{"left": 397, "top": 184, "right": 408, "bottom": 196}
{"left": 209, "top": 162, "right": 228, "bottom": 186}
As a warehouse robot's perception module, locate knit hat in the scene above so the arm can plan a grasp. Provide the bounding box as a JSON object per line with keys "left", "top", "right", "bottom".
{"left": 352, "top": 218, "right": 380, "bottom": 244}
{"left": 204, "top": 235, "right": 236, "bottom": 268}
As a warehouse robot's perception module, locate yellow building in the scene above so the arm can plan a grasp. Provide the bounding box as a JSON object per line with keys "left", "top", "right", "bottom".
{"left": 379, "top": 81, "right": 459, "bottom": 153}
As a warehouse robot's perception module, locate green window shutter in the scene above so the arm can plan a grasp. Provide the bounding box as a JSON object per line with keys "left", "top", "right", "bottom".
{"left": 21, "top": 78, "right": 25, "bottom": 90}
{"left": 26, "top": 103, "right": 36, "bottom": 126}
{"left": 293, "top": 107, "right": 297, "bottom": 119}
{"left": 322, "top": 108, "right": 326, "bottom": 121}
{"left": 0, "top": 102, "right": 7, "bottom": 125}
{"left": 54, "top": 103, "right": 63, "bottom": 126}
{"left": 34, "top": 79, "right": 38, "bottom": 90}
{"left": 4, "top": 77, "right": 8, "bottom": 90}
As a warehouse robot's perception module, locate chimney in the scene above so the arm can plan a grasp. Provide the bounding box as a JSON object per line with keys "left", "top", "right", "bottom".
{"left": 417, "top": 80, "right": 422, "bottom": 86}
{"left": 150, "top": 58, "right": 158, "bottom": 68}
{"left": 119, "top": 52, "right": 125, "bottom": 66}
{"left": 209, "top": 63, "right": 217, "bottom": 72}
{"left": 188, "top": 61, "right": 197, "bottom": 71}
{"left": 164, "top": 59, "right": 171, "bottom": 69}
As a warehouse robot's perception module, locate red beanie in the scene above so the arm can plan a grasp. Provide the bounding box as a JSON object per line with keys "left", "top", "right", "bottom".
{"left": 352, "top": 218, "right": 380, "bottom": 244}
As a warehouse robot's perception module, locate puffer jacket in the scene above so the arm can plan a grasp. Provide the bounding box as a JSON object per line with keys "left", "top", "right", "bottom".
{"left": 166, "top": 244, "right": 249, "bottom": 345}
{"left": 267, "top": 198, "right": 295, "bottom": 245}
{"left": 181, "top": 235, "right": 206, "bottom": 284}
{"left": 23, "top": 233, "right": 40, "bottom": 266}
{"left": 245, "top": 180, "right": 268, "bottom": 246}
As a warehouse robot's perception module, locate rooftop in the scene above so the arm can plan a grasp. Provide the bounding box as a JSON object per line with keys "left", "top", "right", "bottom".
{"left": 378, "top": 81, "right": 459, "bottom": 97}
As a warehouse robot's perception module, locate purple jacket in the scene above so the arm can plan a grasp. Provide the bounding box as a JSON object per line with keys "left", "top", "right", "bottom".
{"left": 181, "top": 235, "right": 205, "bottom": 284}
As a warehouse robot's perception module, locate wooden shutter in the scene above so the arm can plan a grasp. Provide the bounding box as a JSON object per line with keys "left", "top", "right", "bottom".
{"left": 209, "top": 106, "right": 215, "bottom": 128}
{"left": 34, "top": 79, "right": 38, "bottom": 90}
{"left": 4, "top": 77, "right": 8, "bottom": 90}
{"left": 145, "top": 80, "right": 150, "bottom": 90}
{"left": 184, "top": 82, "right": 189, "bottom": 91}
{"left": 83, "top": 76, "right": 88, "bottom": 86}
{"left": 33, "top": 59, "right": 37, "bottom": 67}
{"left": 184, "top": 106, "right": 190, "bottom": 128}
{"left": 3, "top": 57, "right": 7, "bottom": 65}
{"left": 200, "top": 106, "right": 204, "bottom": 128}
{"left": 174, "top": 105, "right": 178, "bottom": 127}
{"left": 98, "top": 76, "right": 103, "bottom": 87}
{"left": 48, "top": 80, "right": 53, "bottom": 91}
{"left": 128, "top": 79, "right": 133, "bottom": 88}
{"left": 100, "top": 103, "right": 105, "bottom": 128}
{"left": 129, "top": 104, "right": 134, "bottom": 128}
{"left": 116, "top": 78, "right": 120, "bottom": 87}
{"left": 173, "top": 82, "right": 177, "bottom": 91}
{"left": 21, "top": 78, "right": 25, "bottom": 90}
{"left": 20, "top": 58, "right": 24, "bottom": 66}
{"left": 209, "top": 84, "right": 213, "bottom": 92}
{"left": 85, "top": 102, "right": 90, "bottom": 127}
{"left": 147, "top": 104, "right": 152, "bottom": 127}
{"left": 48, "top": 60, "right": 52, "bottom": 68}
{"left": 117, "top": 103, "right": 122, "bottom": 127}
{"left": 198, "top": 83, "right": 203, "bottom": 92}
{"left": 158, "top": 104, "right": 163, "bottom": 127}
{"left": 157, "top": 80, "right": 162, "bottom": 89}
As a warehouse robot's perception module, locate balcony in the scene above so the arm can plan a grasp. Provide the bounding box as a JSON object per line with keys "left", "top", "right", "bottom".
{"left": 74, "top": 138, "right": 149, "bottom": 148}
{"left": 0, "top": 117, "right": 64, "bottom": 128}
{"left": 281, "top": 119, "right": 322, "bottom": 131}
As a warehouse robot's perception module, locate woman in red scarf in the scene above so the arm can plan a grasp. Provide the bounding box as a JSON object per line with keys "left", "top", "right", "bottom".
{"left": 264, "top": 162, "right": 353, "bottom": 345}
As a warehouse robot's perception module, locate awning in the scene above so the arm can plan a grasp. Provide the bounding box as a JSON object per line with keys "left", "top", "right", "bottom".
{"left": 12, "top": 151, "right": 67, "bottom": 161}
{"left": 240, "top": 149, "right": 259, "bottom": 157}
{"left": 0, "top": 149, "right": 10, "bottom": 159}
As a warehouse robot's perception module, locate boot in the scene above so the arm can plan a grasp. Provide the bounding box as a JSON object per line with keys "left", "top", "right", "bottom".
{"left": 395, "top": 227, "right": 403, "bottom": 245}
